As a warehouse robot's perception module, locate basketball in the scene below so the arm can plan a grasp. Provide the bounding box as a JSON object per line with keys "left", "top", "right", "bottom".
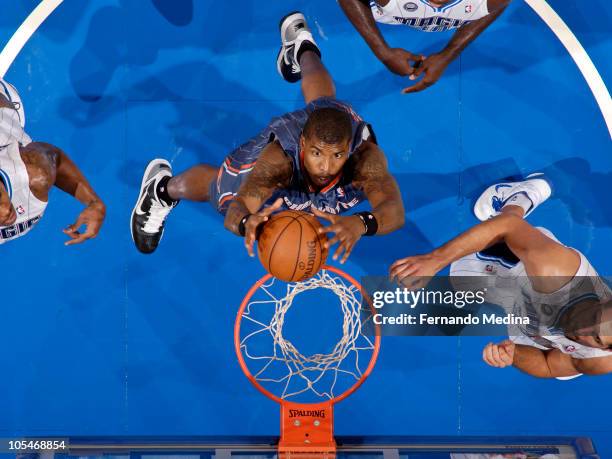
{"left": 257, "top": 210, "right": 328, "bottom": 282}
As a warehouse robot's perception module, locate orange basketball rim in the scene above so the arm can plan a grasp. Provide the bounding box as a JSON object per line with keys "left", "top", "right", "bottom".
{"left": 234, "top": 266, "right": 381, "bottom": 456}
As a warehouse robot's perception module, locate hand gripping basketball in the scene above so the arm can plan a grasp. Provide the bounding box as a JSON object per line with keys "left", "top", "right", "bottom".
{"left": 312, "top": 208, "right": 365, "bottom": 264}
{"left": 257, "top": 210, "right": 328, "bottom": 282}
{"left": 244, "top": 198, "right": 283, "bottom": 257}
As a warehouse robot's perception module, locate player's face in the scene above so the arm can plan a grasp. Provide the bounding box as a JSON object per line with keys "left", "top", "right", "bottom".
{"left": 567, "top": 331, "right": 612, "bottom": 350}
{"left": 0, "top": 184, "right": 17, "bottom": 226}
{"left": 300, "top": 135, "right": 350, "bottom": 188}
{"left": 563, "top": 300, "right": 612, "bottom": 350}
{"left": 427, "top": 0, "right": 453, "bottom": 6}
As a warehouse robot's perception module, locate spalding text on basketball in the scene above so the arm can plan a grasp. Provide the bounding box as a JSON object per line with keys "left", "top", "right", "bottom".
{"left": 299, "top": 240, "right": 317, "bottom": 281}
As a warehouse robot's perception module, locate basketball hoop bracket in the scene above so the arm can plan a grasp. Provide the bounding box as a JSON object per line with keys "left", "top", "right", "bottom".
{"left": 279, "top": 400, "right": 335, "bottom": 453}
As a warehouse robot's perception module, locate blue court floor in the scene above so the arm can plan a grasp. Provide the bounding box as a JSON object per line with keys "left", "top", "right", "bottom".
{"left": 1, "top": 0, "right": 611, "bottom": 456}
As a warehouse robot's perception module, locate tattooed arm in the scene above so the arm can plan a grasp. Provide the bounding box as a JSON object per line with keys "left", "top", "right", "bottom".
{"left": 224, "top": 141, "right": 292, "bottom": 254}
{"left": 21, "top": 142, "right": 106, "bottom": 245}
{"left": 352, "top": 141, "right": 405, "bottom": 234}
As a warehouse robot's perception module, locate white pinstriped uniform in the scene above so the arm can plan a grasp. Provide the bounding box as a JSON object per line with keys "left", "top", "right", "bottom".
{"left": 450, "top": 228, "right": 612, "bottom": 359}
{"left": 0, "top": 80, "right": 46, "bottom": 244}
{"left": 370, "top": 0, "right": 489, "bottom": 31}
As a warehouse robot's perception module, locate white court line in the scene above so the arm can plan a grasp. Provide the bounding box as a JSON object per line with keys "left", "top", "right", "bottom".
{"left": 525, "top": 0, "right": 612, "bottom": 139}
{"left": 0, "top": 0, "right": 64, "bottom": 78}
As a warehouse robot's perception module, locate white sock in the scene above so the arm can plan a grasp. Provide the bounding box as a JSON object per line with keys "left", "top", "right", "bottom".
{"left": 501, "top": 192, "right": 533, "bottom": 216}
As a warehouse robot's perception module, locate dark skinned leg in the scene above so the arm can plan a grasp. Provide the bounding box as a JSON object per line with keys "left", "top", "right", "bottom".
{"left": 167, "top": 164, "right": 218, "bottom": 201}
{"left": 299, "top": 50, "right": 336, "bottom": 104}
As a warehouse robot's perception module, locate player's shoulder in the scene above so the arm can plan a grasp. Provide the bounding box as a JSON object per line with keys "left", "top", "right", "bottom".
{"left": 262, "top": 140, "right": 291, "bottom": 162}
{"left": 21, "top": 141, "right": 60, "bottom": 158}
{"left": 487, "top": 0, "right": 512, "bottom": 11}
{"left": 257, "top": 140, "right": 293, "bottom": 176}
{"left": 346, "top": 141, "right": 389, "bottom": 181}
{"left": 19, "top": 142, "right": 58, "bottom": 192}
{"left": 350, "top": 140, "right": 387, "bottom": 166}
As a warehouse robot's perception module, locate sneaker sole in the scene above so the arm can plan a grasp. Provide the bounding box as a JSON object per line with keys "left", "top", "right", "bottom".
{"left": 130, "top": 158, "right": 171, "bottom": 246}
{"left": 279, "top": 11, "right": 304, "bottom": 34}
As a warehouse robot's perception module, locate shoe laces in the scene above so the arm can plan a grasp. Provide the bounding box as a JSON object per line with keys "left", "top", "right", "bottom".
{"left": 142, "top": 198, "right": 173, "bottom": 234}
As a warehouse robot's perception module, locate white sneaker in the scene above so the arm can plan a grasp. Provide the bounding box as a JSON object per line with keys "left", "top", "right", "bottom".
{"left": 276, "top": 11, "right": 321, "bottom": 83}
{"left": 473, "top": 173, "right": 552, "bottom": 221}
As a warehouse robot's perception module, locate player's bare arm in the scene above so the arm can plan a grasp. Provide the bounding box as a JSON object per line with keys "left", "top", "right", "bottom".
{"left": 338, "top": 0, "right": 424, "bottom": 76}
{"left": 313, "top": 141, "right": 405, "bottom": 264}
{"left": 352, "top": 141, "right": 404, "bottom": 233}
{"left": 482, "top": 340, "right": 612, "bottom": 377}
{"left": 390, "top": 209, "right": 579, "bottom": 292}
{"left": 404, "top": 0, "right": 511, "bottom": 93}
{"left": 21, "top": 142, "right": 106, "bottom": 245}
{"left": 224, "top": 141, "right": 292, "bottom": 255}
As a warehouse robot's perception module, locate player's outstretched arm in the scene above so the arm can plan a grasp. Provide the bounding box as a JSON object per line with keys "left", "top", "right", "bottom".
{"left": 353, "top": 142, "right": 405, "bottom": 234}
{"left": 390, "top": 211, "right": 578, "bottom": 289}
{"left": 313, "top": 142, "right": 405, "bottom": 264}
{"left": 483, "top": 340, "right": 612, "bottom": 377}
{"left": 338, "top": 0, "right": 423, "bottom": 76}
{"left": 403, "top": 0, "right": 511, "bottom": 94}
{"left": 224, "top": 141, "right": 292, "bottom": 255}
{"left": 23, "top": 142, "right": 106, "bottom": 245}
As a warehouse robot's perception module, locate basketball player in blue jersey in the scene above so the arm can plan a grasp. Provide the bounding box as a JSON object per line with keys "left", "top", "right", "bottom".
{"left": 390, "top": 175, "right": 612, "bottom": 378}
{"left": 339, "top": 0, "right": 511, "bottom": 93}
{"left": 0, "top": 80, "right": 106, "bottom": 246}
{"left": 131, "top": 12, "right": 405, "bottom": 261}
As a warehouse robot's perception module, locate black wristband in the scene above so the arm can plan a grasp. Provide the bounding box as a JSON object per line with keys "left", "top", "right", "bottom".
{"left": 355, "top": 211, "right": 378, "bottom": 236}
{"left": 238, "top": 214, "right": 250, "bottom": 237}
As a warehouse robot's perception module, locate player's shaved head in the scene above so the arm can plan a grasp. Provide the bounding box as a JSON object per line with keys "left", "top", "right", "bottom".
{"left": 303, "top": 108, "right": 352, "bottom": 145}
{"left": 561, "top": 298, "right": 612, "bottom": 350}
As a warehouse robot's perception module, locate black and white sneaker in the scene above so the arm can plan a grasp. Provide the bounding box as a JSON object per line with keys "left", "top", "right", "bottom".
{"left": 276, "top": 11, "right": 321, "bottom": 83}
{"left": 131, "top": 159, "right": 178, "bottom": 254}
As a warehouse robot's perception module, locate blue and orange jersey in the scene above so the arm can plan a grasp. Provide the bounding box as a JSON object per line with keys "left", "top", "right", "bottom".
{"left": 210, "top": 97, "right": 374, "bottom": 215}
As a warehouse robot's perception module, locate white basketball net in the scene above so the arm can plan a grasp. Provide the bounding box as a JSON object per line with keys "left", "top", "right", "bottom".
{"left": 239, "top": 269, "right": 376, "bottom": 401}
